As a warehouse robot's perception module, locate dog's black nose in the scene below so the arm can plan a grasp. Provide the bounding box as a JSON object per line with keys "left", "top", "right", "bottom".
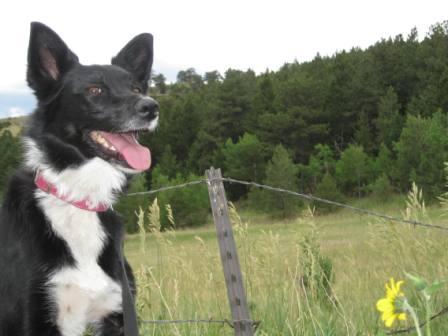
{"left": 136, "top": 99, "right": 159, "bottom": 119}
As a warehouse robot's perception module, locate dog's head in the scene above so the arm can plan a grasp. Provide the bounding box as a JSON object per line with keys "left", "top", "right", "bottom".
{"left": 26, "top": 22, "right": 158, "bottom": 174}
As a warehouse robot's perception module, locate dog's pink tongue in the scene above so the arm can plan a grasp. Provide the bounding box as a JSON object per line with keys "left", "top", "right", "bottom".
{"left": 100, "top": 132, "right": 151, "bottom": 171}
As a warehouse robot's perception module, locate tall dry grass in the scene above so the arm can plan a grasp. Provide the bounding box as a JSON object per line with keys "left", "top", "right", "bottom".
{"left": 126, "top": 189, "right": 448, "bottom": 335}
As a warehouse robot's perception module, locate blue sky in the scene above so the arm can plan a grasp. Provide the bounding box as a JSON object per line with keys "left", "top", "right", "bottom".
{"left": 1, "top": 0, "right": 447, "bottom": 118}
{"left": 0, "top": 93, "right": 35, "bottom": 119}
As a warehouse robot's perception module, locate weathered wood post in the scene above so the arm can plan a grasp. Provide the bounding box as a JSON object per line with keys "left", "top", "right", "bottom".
{"left": 205, "top": 167, "right": 254, "bottom": 336}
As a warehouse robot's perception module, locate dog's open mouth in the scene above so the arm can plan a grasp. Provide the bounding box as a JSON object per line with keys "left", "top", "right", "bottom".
{"left": 90, "top": 130, "right": 151, "bottom": 171}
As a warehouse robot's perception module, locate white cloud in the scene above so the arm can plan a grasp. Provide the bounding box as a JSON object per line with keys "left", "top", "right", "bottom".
{"left": 0, "top": 93, "right": 35, "bottom": 118}
{"left": 0, "top": 0, "right": 447, "bottom": 94}
{"left": 7, "top": 107, "right": 27, "bottom": 118}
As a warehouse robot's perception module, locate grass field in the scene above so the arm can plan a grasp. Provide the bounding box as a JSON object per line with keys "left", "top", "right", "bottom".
{"left": 124, "top": 191, "right": 448, "bottom": 335}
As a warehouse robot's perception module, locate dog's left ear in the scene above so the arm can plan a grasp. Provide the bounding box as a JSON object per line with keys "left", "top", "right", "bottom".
{"left": 112, "top": 33, "right": 153, "bottom": 91}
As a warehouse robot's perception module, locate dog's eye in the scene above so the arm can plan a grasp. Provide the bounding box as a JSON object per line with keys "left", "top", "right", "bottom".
{"left": 88, "top": 86, "right": 102, "bottom": 96}
{"left": 132, "top": 87, "right": 142, "bottom": 94}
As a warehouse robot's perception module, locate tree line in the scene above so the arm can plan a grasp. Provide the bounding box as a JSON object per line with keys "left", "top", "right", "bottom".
{"left": 1, "top": 21, "right": 448, "bottom": 230}
{"left": 137, "top": 21, "right": 448, "bottom": 227}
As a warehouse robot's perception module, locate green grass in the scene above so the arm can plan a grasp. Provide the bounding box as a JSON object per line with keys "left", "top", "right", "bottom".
{"left": 125, "top": 193, "right": 448, "bottom": 335}
{"left": 0, "top": 116, "right": 26, "bottom": 136}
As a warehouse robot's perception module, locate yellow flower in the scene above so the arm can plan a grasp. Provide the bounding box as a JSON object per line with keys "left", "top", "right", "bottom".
{"left": 376, "top": 278, "right": 407, "bottom": 327}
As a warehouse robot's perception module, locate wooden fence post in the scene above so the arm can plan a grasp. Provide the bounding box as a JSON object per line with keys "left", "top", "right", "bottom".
{"left": 205, "top": 167, "right": 254, "bottom": 336}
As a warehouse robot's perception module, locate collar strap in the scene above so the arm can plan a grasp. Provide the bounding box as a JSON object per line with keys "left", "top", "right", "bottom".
{"left": 34, "top": 171, "right": 110, "bottom": 212}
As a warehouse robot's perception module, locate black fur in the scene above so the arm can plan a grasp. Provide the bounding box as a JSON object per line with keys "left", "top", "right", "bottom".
{"left": 0, "top": 22, "right": 156, "bottom": 336}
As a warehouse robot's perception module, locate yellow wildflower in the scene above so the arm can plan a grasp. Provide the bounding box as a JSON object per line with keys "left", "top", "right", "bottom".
{"left": 376, "top": 278, "right": 407, "bottom": 327}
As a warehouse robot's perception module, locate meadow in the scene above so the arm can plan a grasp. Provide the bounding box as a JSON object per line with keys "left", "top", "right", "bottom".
{"left": 125, "top": 189, "right": 448, "bottom": 336}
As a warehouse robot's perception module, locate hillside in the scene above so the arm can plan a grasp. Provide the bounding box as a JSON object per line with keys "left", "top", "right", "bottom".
{"left": 1, "top": 22, "right": 448, "bottom": 229}
{"left": 0, "top": 115, "right": 27, "bottom": 136}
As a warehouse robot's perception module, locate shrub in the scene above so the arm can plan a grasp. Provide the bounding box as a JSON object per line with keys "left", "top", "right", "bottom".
{"left": 368, "top": 174, "right": 394, "bottom": 200}
{"left": 299, "top": 217, "right": 334, "bottom": 302}
{"left": 151, "top": 167, "right": 209, "bottom": 229}
{"left": 313, "top": 173, "right": 345, "bottom": 213}
{"left": 335, "top": 144, "right": 373, "bottom": 197}
{"left": 221, "top": 132, "right": 270, "bottom": 200}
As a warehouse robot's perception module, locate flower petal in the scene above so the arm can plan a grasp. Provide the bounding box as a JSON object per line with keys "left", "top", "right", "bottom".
{"left": 378, "top": 278, "right": 407, "bottom": 328}
{"left": 376, "top": 298, "right": 393, "bottom": 313}
{"left": 381, "top": 310, "right": 393, "bottom": 322}
{"left": 398, "top": 313, "right": 407, "bottom": 321}
{"left": 390, "top": 278, "right": 396, "bottom": 290}
{"left": 385, "top": 314, "right": 397, "bottom": 327}
{"left": 386, "top": 281, "right": 392, "bottom": 295}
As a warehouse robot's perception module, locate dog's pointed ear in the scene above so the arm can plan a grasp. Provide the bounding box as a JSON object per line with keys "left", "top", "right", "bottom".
{"left": 27, "top": 22, "right": 79, "bottom": 99}
{"left": 112, "top": 33, "right": 153, "bottom": 90}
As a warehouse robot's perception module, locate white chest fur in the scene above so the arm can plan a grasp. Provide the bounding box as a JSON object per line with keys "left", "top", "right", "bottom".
{"left": 25, "top": 138, "right": 129, "bottom": 336}
{"left": 38, "top": 193, "right": 122, "bottom": 336}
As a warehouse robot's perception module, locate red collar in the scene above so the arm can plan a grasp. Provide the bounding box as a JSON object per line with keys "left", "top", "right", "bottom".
{"left": 34, "top": 171, "right": 110, "bottom": 212}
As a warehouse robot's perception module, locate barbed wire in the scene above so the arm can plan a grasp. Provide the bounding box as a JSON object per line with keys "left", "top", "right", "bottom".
{"left": 129, "top": 175, "right": 448, "bottom": 331}
{"left": 126, "top": 176, "right": 448, "bottom": 232}
{"left": 127, "top": 179, "right": 207, "bottom": 196}
{"left": 221, "top": 177, "right": 448, "bottom": 231}
{"left": 387, "top": 305, "right": 448, "bottom": 334}
{"left": 140, "top": 318, "right": 260, "bottom": 330}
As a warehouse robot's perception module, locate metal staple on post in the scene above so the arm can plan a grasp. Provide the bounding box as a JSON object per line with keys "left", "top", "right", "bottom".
{"left": 205, "top": 167, "right": 255, "bottom": 336}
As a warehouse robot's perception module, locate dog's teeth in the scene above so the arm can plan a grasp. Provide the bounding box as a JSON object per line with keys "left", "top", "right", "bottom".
{"left": 91, "top": 131, "right": 116, "bottom": 152}
{"left": 132, "top": 133, "right": 139, "bottom": 144}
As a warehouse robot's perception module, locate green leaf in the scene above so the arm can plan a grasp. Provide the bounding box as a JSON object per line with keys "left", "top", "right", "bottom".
{"left": 425, "top": 280, "right": 446, "bottom": 296}
{"left": 405, "top": 272, "right": 428, "bottom": 291}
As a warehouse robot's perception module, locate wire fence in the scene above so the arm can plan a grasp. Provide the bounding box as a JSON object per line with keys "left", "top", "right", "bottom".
{"left": 127, "top": 176, "right": 448, "bottom": 232}
{"left": 129, "top": 173, "right": 448, "bottom": 334}
{"left": 140, "top": 318, "right": 261, "bottom": 330}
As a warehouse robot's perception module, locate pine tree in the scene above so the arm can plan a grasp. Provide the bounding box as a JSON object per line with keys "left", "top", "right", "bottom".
{"left": 203, "top": 71, "right": 222, "bottom": 85}
{"left": 305, "top": 144, "right": 336, "bottom": 191}
{"left": 375, "top": 87, "right": 403, "bottom": 149}
{"left": 151, "top": 73, "right": 167, "bottom": 94}
{"left": 354, "top": 110, "right": 374, "bottom": 154}
{"left": 157, "top": 145, "right": 179, "bottom": 179}
{"left": 249, "top": 145, "right": 300, "bottom": 217}
{"left": 374, "top": 143, "right": 395, "bottom": 180}
{"left": 395, "top": 111, "right": 448, "bottom": 197}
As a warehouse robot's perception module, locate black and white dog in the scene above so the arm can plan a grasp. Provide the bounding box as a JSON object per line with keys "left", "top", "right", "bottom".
{"left": 0, "top": 22, "right": 158, "bottom": 336}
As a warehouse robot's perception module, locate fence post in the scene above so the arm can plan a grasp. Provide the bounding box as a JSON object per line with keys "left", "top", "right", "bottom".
{"left": 205, "top": 167, "right": 254, "bottom": 336}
